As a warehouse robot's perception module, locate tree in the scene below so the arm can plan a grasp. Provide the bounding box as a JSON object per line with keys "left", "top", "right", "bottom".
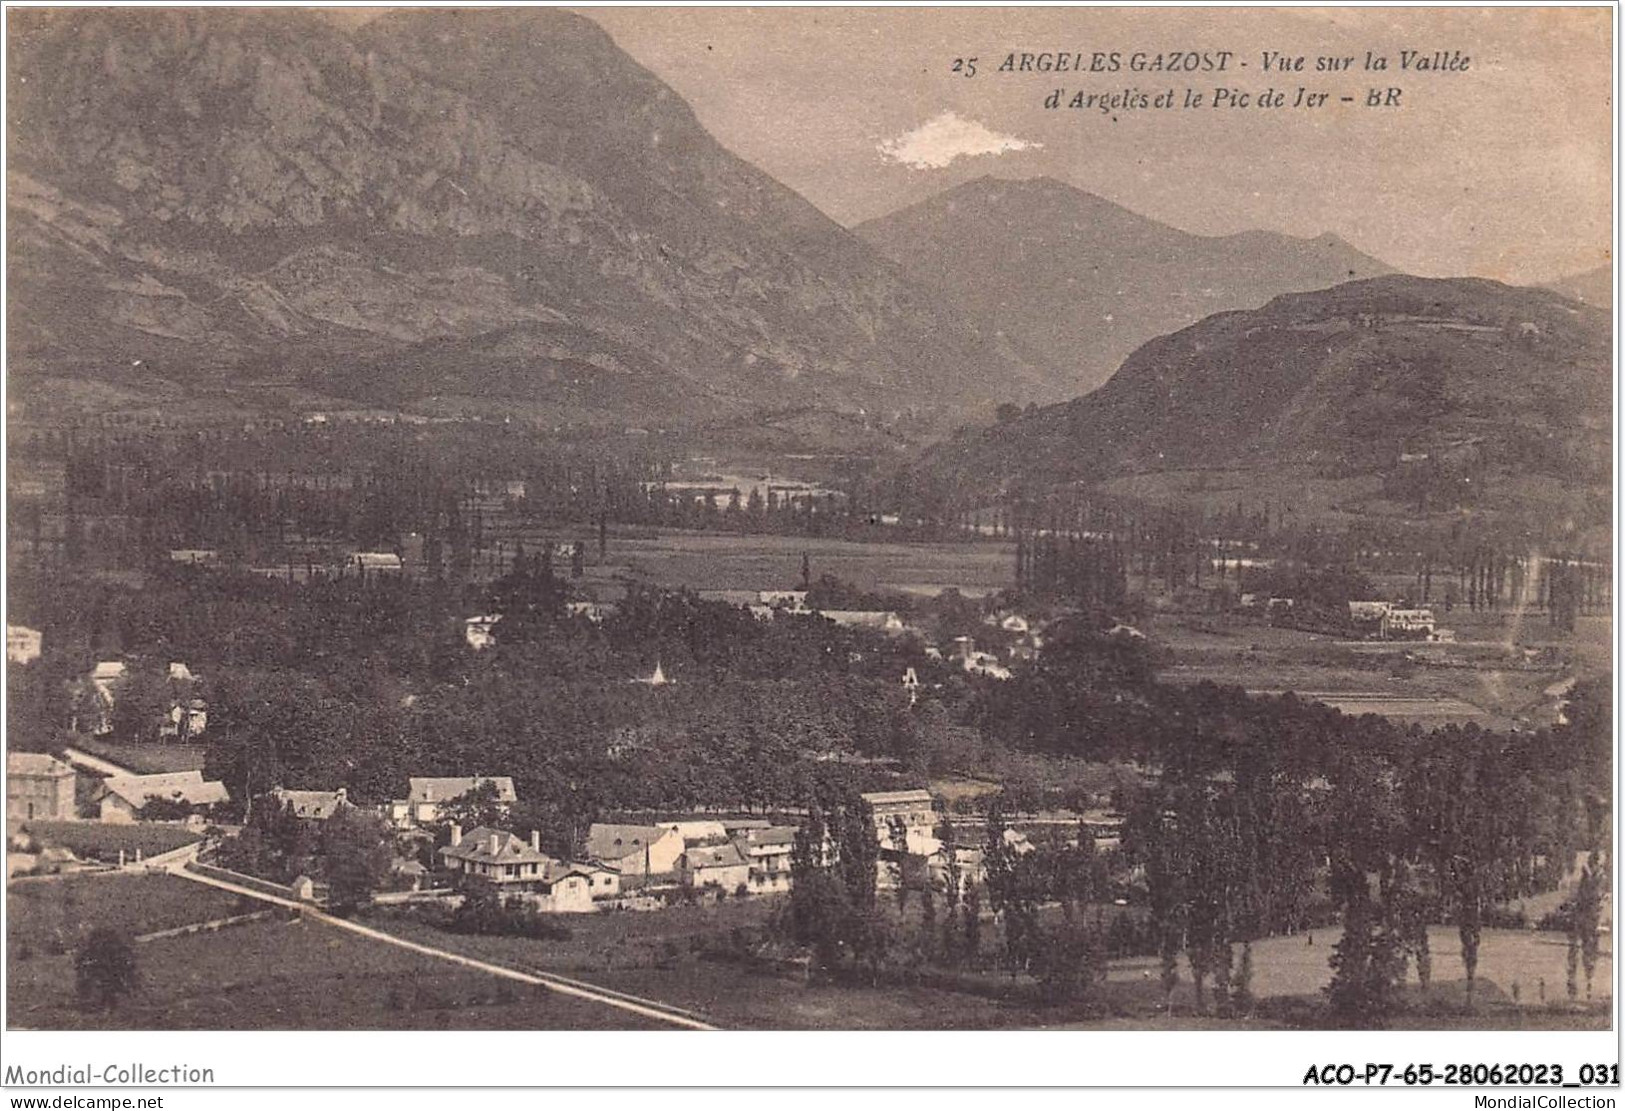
{"left": 1232, "top": 941, "right": 1255, "bottom": 1015}
{"left": 1036, "top": 828, "right": 1108, "bottom": 1006}
{"left": 1125, "top": 791, "right": 1187, "bottom": 1010}
{"left": 439, "top": 781, "right": 509, "bottom": 832}
{"left": 139, "top": 797, "right": 196, "bottom": 822}
{"left": 108, "top": 664, "right": 171, "bottom": 743}
{"left": 1326, "top": 864, "right": 1407, "bottom": 1029}
{"left": 1388, "top": 860, "right": 1432, "bottom": 996}
{"left": 836, "top": 795, "right": 880, "bottom": 916}
{"left": 1566, "top": 933, "right": 1581, "bottom": 1000}
{"left": 887, "top": 814, "right": 910, "bottom": 912}
{"left": 1572, "top": 865, "right": 1602, "bottom": 999}
{"left": 962, "top": 884, "right": 983, "bottom": 966}
{"left": 76, "top": 928, "right": 139, "bottom": 1011}
{"left": 320, "top": 807, "right": 394, "bottom": 914}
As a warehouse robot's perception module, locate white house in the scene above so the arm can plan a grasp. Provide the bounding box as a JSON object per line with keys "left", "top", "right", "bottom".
{"left": 1347, "top": 600, "right": 1393, "bottom": 624}
{"left": 822, "top": 610, "right": 907, "bottom": 635}
{"left": 389, "top": 776, "right": 517, "bottom": 827}
{"left": 464, "top": 615, "right": 502, "bottom": 651}
{"left": 7, "top": 752, "right": 76, "bottom": 821}
{"left": 736, "top": 826, "right": 797, "bottom": 894}
{"left": 681, "top": 842, "right": 751, "bottom": 892}
{"left": 349, "top": 552, "right": 403, "bottom": 576}
{"left": 963, "top": 652, "right": 1013, "bottom": 681}
{"left": 565, "top": 601, "right": 614, "bottom": 624}
{"left": 1386, "top": 607, "right": 1437, "bottom": 638}
{"left": 7, "top": 625, "right": 42, "bottom": 666}
{"left": 87, "top": 661, "right": 126, "bottom": 734}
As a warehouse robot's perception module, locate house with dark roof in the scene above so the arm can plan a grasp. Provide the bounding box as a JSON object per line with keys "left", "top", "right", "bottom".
{"left": 585, "top": 823, "right": 683, "bottom": 878}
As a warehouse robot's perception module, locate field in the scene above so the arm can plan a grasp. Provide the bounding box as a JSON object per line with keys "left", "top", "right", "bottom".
{"left": 6, "top": 876, "right": 668, "bottom": 1030}
{"left": 7, "top": 873, "right": 244, "bottom": 952}
{"left": 1151, "top": 611, "right": 1590, "bottom": 731}
{"left": 555, "top": 527, "right": 1015, "bottom": 600}
{"left": 1098, "top": 465, "right": 1610, "bottom": 555}
{"left": 20, "top": 821, "right": 202, "bottom": 864}
{"left": 365, "top": 902, "right": 1057, "bottom": 1030}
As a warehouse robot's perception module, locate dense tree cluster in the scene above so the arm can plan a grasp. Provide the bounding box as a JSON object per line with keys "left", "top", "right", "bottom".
{"left": 1120, "top": 679, "right": 1610, "bottom": 1025}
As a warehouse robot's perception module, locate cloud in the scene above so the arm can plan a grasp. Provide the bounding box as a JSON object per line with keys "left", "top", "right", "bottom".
{"left": 878, "top": 111, "right": 1042, "bottom": 170}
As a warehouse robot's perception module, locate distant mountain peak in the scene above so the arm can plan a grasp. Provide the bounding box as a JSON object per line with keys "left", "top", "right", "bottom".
{"left": 856, "top": 178, "right": 1394, "bottom": 397}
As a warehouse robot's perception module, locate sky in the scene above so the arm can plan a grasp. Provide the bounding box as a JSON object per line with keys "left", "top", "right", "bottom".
{"left": 585, "top": 6, "right": 1612, "bottom": 285}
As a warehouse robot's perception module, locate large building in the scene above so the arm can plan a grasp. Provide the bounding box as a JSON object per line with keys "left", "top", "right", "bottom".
{"left": 7, "top": 752, "right": 76, "bottom": 821}
{"left": 96, "top": 770, "right": 230, "bottom": 822}
{"left": 861, "top": 789, "right": 939, "bottom": 854}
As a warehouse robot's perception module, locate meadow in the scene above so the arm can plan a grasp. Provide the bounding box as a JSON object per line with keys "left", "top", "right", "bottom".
{"left": 1110, "top": 925, "right": 1611, "bottom": 1012}
{"left": 7, "top": 881, "right": 668, "bottom": 1031}
{"left": 7, "top": 873, "right": 241, "bottom": 951}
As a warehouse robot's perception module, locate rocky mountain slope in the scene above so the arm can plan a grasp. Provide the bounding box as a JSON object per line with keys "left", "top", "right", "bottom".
{"left": 855, "top": 175, "right": 1393, "bottom": 397}
{"left": 6, "top": 8, "right": 1048, "bottom": 427}
{"left": 919, "top": 276, "right": 1611, "bottom": 528}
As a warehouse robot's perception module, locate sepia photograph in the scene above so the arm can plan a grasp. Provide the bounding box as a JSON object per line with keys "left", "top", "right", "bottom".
{"left": 0, "top": 0, "right": 1615, "bottom": 1084}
